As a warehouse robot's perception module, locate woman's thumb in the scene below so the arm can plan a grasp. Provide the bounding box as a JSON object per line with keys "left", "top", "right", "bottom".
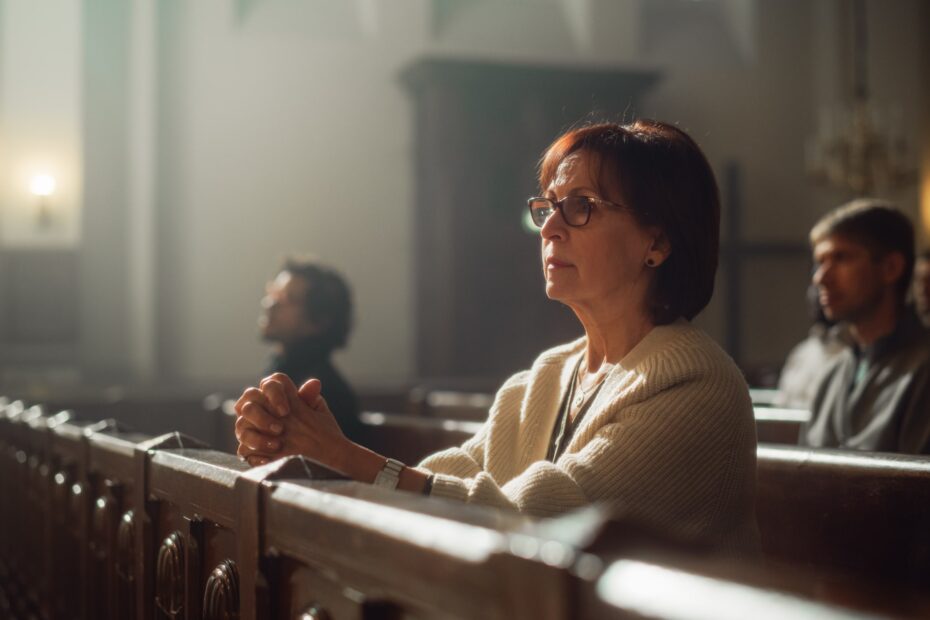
{"left": 298, "top": 378, "right": 323, "bottom": 408}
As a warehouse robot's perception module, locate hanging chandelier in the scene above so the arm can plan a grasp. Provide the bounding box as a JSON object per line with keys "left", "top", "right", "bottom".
{"left": 806, "top": 0, "right": 917, "bottom": 196}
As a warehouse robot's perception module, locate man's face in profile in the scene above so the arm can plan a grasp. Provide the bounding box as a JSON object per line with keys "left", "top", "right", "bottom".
{"left": 259, "top": 270, "right": 317, "bottom": 345}
{"left": 812, "top": 234, "right": 887, "bottom": 324}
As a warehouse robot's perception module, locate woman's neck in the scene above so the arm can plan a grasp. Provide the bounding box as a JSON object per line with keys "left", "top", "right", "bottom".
{"left": 572, "top": 302, "right": 655, "bottom": 371}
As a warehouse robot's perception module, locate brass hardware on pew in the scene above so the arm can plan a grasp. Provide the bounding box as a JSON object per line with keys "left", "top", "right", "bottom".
{"left": 155, "top": 530, "right": 186, "bottom": 617}
{"left": 203, "top": 559, "right": 240, "bottom": 620}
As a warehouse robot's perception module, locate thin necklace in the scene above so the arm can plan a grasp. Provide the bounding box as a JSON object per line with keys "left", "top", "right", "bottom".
{"left": 573, "top": 361, "right": 611, "bottom": 408}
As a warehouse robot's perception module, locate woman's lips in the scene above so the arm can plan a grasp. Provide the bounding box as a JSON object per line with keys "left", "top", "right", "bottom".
{"left": 546, "top": 258, "right": 574, "bottom": 270}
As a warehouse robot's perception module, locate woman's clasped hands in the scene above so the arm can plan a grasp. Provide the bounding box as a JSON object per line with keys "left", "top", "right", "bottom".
{"left": 234, "top": 373, "right": 350, "bottom": 469}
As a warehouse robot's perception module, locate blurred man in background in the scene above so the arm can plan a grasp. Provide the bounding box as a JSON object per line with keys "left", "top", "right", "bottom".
{"left": 774, "top": 285, "right": 850, "bottom": 410}
{"left": 260, "top": 258, "right": 362, "bottom": 442}
{"left": 912, "top": 249, "right": 930, "bottom": 325}
{"left": 801, "top": 200, "right": 930, "bottom": 454}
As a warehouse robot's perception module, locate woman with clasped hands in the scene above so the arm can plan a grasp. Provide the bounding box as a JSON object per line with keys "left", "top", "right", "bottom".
{"left": 235, "top": 120, "right": 760, "bottom": 554}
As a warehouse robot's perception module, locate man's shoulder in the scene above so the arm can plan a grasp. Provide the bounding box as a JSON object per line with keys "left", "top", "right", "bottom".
{"left": 886, "top": 322, "right": 930, "bottom": 369}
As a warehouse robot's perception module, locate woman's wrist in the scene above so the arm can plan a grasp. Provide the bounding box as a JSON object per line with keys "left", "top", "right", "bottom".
{"left": 336, "top": 441, "right": 430, "bottom": 494}
{"left": 336, "top": 440, "right": 387, "bottom": 483}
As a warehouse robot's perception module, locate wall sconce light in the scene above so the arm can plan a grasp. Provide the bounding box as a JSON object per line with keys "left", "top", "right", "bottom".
{"left": 29, "top": 173, "right": 56, "bottom": 228}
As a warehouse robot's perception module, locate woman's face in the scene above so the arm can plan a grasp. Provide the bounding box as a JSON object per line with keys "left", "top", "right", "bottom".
{"left": 539, "top": 151, "right": 660, "bottom": 314}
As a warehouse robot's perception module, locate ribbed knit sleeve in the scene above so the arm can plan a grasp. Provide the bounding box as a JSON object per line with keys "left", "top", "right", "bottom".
{"left": 418, "top": 421, "right": 489, "bottom": 479}
{"left": 419, "top": 370, "right": 531, "bottom": 478}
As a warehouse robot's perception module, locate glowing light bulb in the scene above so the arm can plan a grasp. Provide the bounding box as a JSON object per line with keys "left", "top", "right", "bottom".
{"left": 30, "top": 174, "right": 56, "bottom": 197}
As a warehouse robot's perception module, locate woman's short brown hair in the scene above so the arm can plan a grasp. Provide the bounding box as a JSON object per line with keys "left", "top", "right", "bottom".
{"left": 538, "top": 119, "right": 720, "bottom": 324}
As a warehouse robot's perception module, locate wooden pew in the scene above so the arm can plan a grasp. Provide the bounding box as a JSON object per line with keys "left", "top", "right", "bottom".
{"left": 408, "top": 388, "right": 494, "bottom": 421}
{"left": 351, "top": 412, "right": 930, "bottom": 606}
{"left": 46, "top": 414, "right": 98, "bottom": 620}
{"left": 0, "top": 400, "right": 55, "bottom": 619}
{"left": 254, "top": 461, "right": 574, "bottom": 619}
{"left": 357, "top": 412, "right": 482, "bottom": 464}
{"left": 84, "top": 425, "right": 158, "bottom": 620}
{"left": 138, "top": 436, "right": 249, "bottom": 620}
{"left": 588, "top": 557, "right": 886, "bottom": 619}
{"left": 756, "top": 446, "right": 930, "bottom": 593}
{"left": 41, "top": 393, "right": 221, "bottom": 448}
{"left": 3, "top": 398, "right": 926, "bottom": 619}
{"left": 754, "top": 407, "right": 809, "bottom": 444}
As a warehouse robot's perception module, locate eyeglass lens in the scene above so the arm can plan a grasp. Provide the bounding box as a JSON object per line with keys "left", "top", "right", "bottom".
{"left": 528, "top": 197, "right": 591, "bottom": 227}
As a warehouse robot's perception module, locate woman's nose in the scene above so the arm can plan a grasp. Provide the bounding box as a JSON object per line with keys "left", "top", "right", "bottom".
{"left": 539, "top": 208, "right": 565, "bottom": 240}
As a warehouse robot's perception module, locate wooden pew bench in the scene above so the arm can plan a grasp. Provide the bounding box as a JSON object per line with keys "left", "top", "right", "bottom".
{"left": 4, "top": 397, "right": 930, "bottom": 619}
{"left": 357, "top": 412, "right": 482, "bottom": 464}
{"left": 41, "top": 394, "right": 221, "bottom": 448}
{"left": 141, "top": 440, "right": 249, "bottom": 620}
{"left": 259, "top": 469, "right": 581, "bottom": 620}
{"left": 352, "top": 413, "right": 930, "bottom": 601}
{"left": 588, "top": 556, "right": 888, "bottom": 619}
{"left": 754, "top": 407, "right": 810, "bottom": 444}
{"left": 84, "top": 426, "right": 165, "bottom": 620}
{"left": 0, "top": 401, "right": 51, "bottom": 618}
{"left": 756, "top": 445, "right": 930, "bottom": 595}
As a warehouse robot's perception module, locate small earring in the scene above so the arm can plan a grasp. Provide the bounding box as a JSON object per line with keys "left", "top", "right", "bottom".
{"left": 645, "top": 258, "right": 656, "bottom": 267}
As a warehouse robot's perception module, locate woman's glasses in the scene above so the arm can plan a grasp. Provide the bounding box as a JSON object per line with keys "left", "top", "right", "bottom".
{"left": 526, "top": 195, "right": 628, "bottom": 228}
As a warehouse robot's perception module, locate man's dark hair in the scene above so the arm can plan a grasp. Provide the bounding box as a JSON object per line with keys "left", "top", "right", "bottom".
{"left": 538, "top": 119, "right": 720, "bottom": 324}
{"left": 282, "top": 258, "right": 353, "bottom": 352}
{"left": 810, "top": 199, "right": 915, "bottom": 301}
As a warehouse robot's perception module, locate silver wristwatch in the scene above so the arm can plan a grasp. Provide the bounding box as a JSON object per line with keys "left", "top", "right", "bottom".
{"left": 373, "top": 458, "right": 405, "bottom": 490}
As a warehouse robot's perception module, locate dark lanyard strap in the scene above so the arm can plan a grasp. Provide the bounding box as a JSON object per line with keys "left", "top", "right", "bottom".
{"left": 548, "top": 356, "right": 605, "bottom": 462}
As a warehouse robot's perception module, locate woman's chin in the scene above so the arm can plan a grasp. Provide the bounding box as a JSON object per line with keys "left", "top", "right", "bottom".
{"left": 545, "top": 282, "right": 571, "bottom": 302}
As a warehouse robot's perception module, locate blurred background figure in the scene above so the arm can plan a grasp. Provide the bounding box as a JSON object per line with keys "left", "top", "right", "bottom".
{"left": 259, "top": 258, "right": 362, "bottom": 442}
{"left": 913, "top": 249, "right": 930, "bottom": 325}
{"left": 800, "top": 200, "right": 930, "bottom": 454}
{"left": 773, "top": 285, "right": 851, "bottom": 410}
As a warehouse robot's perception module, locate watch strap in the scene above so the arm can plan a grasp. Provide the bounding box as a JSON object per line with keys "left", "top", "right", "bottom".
{"left": 373, "top": 458, "right": 405, "bottom": 490}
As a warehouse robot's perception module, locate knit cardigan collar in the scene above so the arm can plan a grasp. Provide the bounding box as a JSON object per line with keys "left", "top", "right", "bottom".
{"left": 512, "top": 318, "right": 691, "bottom": 471}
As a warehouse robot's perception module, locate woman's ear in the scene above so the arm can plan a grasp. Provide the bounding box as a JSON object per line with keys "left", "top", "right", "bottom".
{"left": 645, "top": 230, "right": 672, "bottom": 267}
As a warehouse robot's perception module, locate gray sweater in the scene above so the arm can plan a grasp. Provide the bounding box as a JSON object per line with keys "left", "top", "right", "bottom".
{"left": 802, "top": 307, "right": 930, "bottom": 455}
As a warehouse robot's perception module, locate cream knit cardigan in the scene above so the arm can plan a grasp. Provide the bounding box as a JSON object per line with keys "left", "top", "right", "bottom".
{"left": 419, "top": 320, "right": 760, "bottom": 552}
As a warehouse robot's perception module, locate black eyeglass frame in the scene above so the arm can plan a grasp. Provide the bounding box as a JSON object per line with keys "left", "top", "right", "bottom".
{"left": 526, "top": 195, "right": 630, "bottom": 228}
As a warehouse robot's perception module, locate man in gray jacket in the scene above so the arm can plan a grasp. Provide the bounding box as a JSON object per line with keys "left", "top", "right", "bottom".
{"left": 802, "top": 199, "right": 930, "bottom": 454}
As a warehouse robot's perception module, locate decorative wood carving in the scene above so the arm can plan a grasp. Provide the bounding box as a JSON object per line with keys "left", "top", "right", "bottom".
{"left": 202, "top": 559, "right": 240, "bottom": 620}
{"left": 155, "top": 530, "right": 186, "bottom": 618}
